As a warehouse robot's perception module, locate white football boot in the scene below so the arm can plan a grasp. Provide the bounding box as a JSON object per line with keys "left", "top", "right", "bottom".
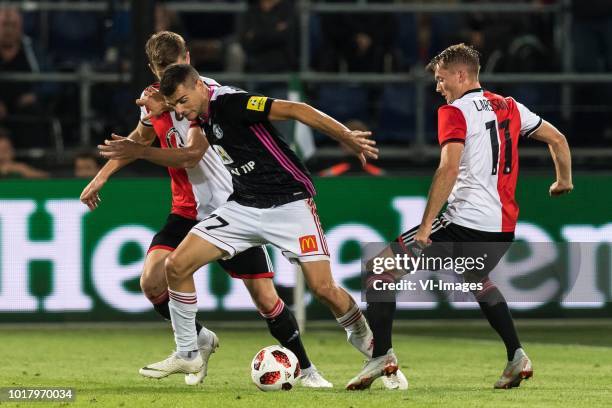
{"left": 299, "top": 364, "right": 333, "bottom": 388}
{"left": 346, "top": 349, "right": 399, "bottom": 390}
{"left": 140, "top": 352, "right": 203, "bottom": 379}
{"left": 381, "top": 368, "right": 409, "bottom": 390}
{"left": 185, "top": 329, "right": 219, "bottom": 385}
{"left": 494, "top": 348, "right": 533, "bottom": 389}
{"left": 347, "top": 320, "right": 408, "bottom": 390}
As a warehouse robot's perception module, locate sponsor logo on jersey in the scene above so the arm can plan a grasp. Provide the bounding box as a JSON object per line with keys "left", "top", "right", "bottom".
{"left": 299, "top": 235, "right": 318, "bottom": 254}
{"left": 246, "top": 96, "right": 268, "bottom": 112}
{"left": 212, "top": 144, "right": 234, "bottom": 164}
{"left": 213, "top": 124, "right": 223, "bottom": 139}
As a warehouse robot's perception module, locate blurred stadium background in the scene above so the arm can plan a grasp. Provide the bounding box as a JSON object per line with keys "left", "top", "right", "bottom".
{"left": 1, "top": 0, "right": 610, "bottom": 323}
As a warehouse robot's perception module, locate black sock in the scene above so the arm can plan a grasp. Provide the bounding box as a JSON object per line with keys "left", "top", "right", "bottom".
{"left": 153, "top": 297, "right": 202, "bottom": 335}
{"left": 367, "top": 301, "right": 396, "bottom": 358}
{"left": 265, "top": 305, "right": 311, "bottom": 370}
{"left": 477, "top": 288, "right": 521, "bottom": 361}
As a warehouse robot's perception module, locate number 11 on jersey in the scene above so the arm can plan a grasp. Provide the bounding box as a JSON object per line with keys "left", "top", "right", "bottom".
{"left": 486, "top": 119, "right": 512, "bottom": 175}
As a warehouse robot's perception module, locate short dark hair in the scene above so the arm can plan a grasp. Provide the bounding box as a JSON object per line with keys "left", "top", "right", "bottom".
{"left": 159, "top": 63, "right": 199, "bottom": 97}
{"left": 426, "top": 43, "right": 481, "bottom": 77}
{"left": 145, "top": 31, "right": 187, "bottom": 73}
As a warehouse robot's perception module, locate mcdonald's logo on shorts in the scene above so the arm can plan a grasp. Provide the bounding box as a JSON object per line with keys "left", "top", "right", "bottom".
{"left": 299, "top": 235, "right": 318, "bottom": 254}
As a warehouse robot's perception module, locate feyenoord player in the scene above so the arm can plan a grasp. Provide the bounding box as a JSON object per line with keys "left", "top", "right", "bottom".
{"left": 82, "top": 31, "right": 331, "bottom": 387}
{"left": 347, "top": 43, "right": 573, "bottom": 390}
{"left": 116, "top": 62, "right": 409, "bottom": 387}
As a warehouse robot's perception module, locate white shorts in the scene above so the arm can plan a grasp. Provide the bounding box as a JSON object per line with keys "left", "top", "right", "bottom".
{"left": 189, "top": 198, "right": 330, "bottom": 263}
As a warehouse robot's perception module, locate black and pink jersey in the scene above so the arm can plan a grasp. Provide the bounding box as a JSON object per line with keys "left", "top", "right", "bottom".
{"left": 191, "top": 87, "right": 315, "bottom": 208}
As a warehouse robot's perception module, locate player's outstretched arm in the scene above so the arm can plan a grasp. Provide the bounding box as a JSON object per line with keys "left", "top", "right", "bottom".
{"left": 136, "top": 86, "right": 173, "bottom": 122}
{"left": 80, "top": 122, "right": 156, "bottom": 211}
{"left": 268, "top": 99, "right": 378, "bottom": 166}
{"left": 530, "top": 121, "right": 573, "bottom": 196}
{"left": 414, "top": 142, "right": 464, "bottom": 247}
{"left": 98, "top": 126, "right": 209, "bottom": 169}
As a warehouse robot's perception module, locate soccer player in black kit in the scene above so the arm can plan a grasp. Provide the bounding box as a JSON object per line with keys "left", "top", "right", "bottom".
{"left": 137, "top": 63, "right": 406, "bottom": 388}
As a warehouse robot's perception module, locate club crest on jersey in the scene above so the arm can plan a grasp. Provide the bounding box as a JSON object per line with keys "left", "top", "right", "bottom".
{"left": 213, "top": 124, "right": 223, "bottom": 139}
{"left": 246, "top": 96, "right": 267, "bottom": 112}
{"left": 212, "top": 144, "right": 234, "bottom": 165}
{"left": 165, "top": 127, "right": 184, "bottom": 148}
{"left": 299, "top": 235, "right": 318, "bottom": 254}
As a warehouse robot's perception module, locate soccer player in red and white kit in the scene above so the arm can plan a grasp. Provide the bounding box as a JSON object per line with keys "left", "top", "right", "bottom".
{"left": 81, "top": 31, "right": 332, "bottom": 388}
{"left": 347, "top": 44, "right": 573, "bottom": 390}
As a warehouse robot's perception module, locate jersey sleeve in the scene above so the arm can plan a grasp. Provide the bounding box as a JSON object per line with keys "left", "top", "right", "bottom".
{"left": 514, "top": 99, "right": 543, "bottom": 138}
{"left": 139, "top": 90, "right": 153, "bottom": 127}
{"left": 437, "top": 105, "right": 467, "bottom": 146}
{"left": 216, "top": 92, "right": 275, "bottom": 124}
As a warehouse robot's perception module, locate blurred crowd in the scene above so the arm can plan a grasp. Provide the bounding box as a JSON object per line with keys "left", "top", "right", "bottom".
{"left": 0, "top": 0, "right": 611, "bottom": 177}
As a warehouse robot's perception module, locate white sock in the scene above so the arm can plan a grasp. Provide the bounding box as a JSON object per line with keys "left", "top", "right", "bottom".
{"left": 197, "top": 325, "right": 214, "bottom": 347}
{"left": 336, "top": 303, "right": 369, "bottom": 339}
{"left": 168, "top": 289, "right": 199, "bottom": 352}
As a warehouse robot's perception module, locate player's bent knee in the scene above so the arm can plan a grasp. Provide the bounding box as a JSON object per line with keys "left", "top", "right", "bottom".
{"left": 140, "top": 274, "right": 165, "bottom": 301}
{"left": 254, "top": 292, "right": 279, "bottom": 313}
{"left": 139, "top": 274, "right": 153, "bottom": 297}
{"left": 310, "top": 282, "right": 339, "bottom": 303}
{"left": 164, "top": 253, "right": 189, "bottom": 282}
{"left": 244, "top": 279, "right": 279, "bottom": 312}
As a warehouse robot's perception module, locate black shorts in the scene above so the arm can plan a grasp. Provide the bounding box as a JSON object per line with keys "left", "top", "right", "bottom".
{"left": 395, "top": 215, "right": 514, "bottom": 282}
{"left": 149, "top": 214, "right": 199, "bottom": 253}
{"left": 148, "top": 213, "right": 274, "bottom": 279}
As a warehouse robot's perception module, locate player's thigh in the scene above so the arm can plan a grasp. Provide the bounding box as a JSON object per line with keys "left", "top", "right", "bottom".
{"left": 299, "top": 260, "right": 339, "bottom": 297}
{"left": 391, "top": 216, "right": 454, "bottom": 274}
{"left": 241, "top": 278, "right": 279, "bottom": 312}
{"left": 365, "top": 245, "right": 407, "bottom": 279}
{"left": 167, "top": 232, "right": 227, "bottom": 275}
{"left": 398, "top": 216, "right": 453, "bottom": 248}
{"left": 144, "top": 213, "right": 196, "bottom": 286}
{"left": 438, "top": 223, "right": 513, "bottom": 282}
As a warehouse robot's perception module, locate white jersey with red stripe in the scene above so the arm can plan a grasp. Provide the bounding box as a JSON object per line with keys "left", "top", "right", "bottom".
{"left": 139, "top": 76, "right": 233, "bottom": 220}
{"left": 437, "top": 88, "right": 543, "bottom": 232}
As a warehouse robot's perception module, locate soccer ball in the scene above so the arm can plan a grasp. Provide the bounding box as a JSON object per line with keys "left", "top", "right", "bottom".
{"left": 250, "top": 345, "right": 300, "bottom": 391}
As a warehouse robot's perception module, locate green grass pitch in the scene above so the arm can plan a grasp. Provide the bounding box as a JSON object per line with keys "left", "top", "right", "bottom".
{"left": 1, "top": 321, "right": 611, "bottom": 407}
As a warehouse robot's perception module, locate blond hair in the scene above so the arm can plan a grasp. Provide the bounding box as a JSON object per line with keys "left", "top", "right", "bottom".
{"left": 145, "top": 31, "right": 187, "bottom": 73}
{"left": 426, "top": 43, "right": 481, "bottom": 78}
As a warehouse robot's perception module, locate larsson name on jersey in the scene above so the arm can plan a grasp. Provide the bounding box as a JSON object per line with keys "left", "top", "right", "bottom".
{"left": 473, "top": 98, "right": 509, "bottom": 112}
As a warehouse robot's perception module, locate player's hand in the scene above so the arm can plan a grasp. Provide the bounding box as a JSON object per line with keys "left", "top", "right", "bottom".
{"left": 549, "top": 180, "right": 573, "bottom": 197}
{"left": 80, "top": 176, "right": 106, "bottom": 211}
{"left": 341, "top": 130, "right": 378, "bottom": 167}
{"left": 136, "top": 86, "right": 171, "bottom": 121}
{"left": 98, "top": 134, "right": 146, "bottom": 160}
{"left": 414, "top": 225, "right": 432, "bottom": 249}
